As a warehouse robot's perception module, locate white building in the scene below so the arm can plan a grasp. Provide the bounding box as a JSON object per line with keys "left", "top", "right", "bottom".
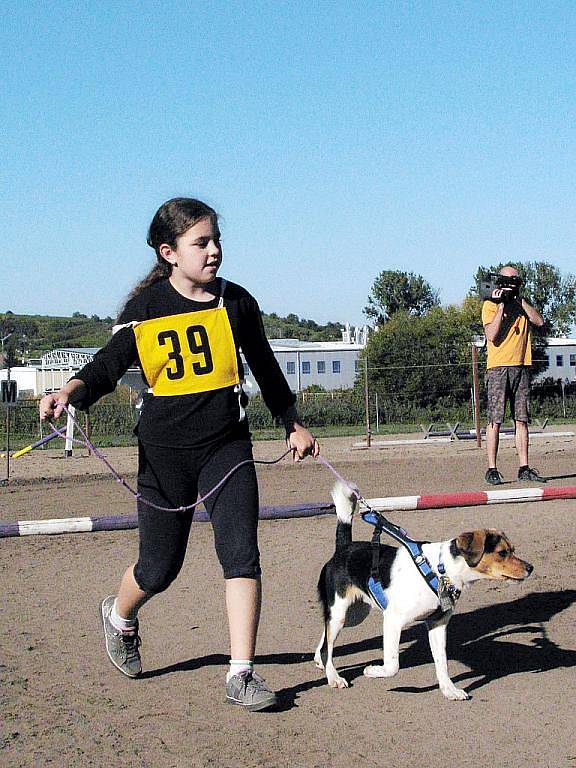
{"left": 537, "top": 338, "right": 576, "bottom": 383}
{"left": 0, "top": 326, "right": 576, "bottom": 397}
{"left": 244, "top": 325, "right": 369, "bottom": 394}
{"left": 0, "top": 367, "right": 38, "bottom": 399}
{"left": 2, "top": 331, "right": 573, "bottom": 400}
{"left": 0, "top": 326, "right": 370, "bottom": 398}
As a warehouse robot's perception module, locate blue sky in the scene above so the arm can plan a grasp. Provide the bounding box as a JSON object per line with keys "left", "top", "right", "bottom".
{"left": 1, "top": 1, "right": 575, "bottom": 328}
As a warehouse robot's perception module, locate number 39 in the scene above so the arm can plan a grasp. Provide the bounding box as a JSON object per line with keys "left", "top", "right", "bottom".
{"left": 157, "top": 325, "right": 214, "bottom": 380}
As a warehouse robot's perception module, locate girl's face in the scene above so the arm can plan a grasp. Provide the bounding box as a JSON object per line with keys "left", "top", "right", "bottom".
{"left": 160, "top": 217, "right": 222, "bottom": 287}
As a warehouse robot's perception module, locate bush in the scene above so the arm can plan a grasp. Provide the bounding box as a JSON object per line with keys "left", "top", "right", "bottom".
{"left": 1, "top": 383, "right": 574, "bottom": 450}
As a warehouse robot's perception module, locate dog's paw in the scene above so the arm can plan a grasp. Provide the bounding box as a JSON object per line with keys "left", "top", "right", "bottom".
{"left": 327, "top": 674, "right": 349, "bottom": 689}
{"left": 363, "top": 664, "right": 399, "bottom": 679}
{"left": 314, "top": 655, "right": 324, "bottom": 669}
{"left": 441, "top": 685, "right": 470, "bottom": 701}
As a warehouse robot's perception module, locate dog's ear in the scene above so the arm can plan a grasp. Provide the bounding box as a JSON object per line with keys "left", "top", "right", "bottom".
{"left": 455, "top": 531, "right": 486, "bottom": 567}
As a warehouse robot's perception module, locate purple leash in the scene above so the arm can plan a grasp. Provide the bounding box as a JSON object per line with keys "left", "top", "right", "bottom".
{"left": 48, "top": 405, "right": 292, "bottom": 514}
{"left": 48, "top": 406, "right": 369, "bottom": 517}
{"left": 316, "top": 454, "right": 367, "bottom": 506}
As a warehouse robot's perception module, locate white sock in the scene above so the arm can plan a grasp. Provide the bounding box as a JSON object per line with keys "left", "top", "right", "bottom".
{"left": 226, "top": 660, "right": 253, "bottom": 682}
{"left": 110, "top": 599, "right": 137, "bottom": 633}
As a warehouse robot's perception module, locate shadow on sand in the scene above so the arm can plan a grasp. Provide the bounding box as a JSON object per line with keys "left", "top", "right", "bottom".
{"left": 142, "top": 589, "right": 575, "bottom": 711}
{"left": 277, "top": 589, "right": 576, "bottom": 709}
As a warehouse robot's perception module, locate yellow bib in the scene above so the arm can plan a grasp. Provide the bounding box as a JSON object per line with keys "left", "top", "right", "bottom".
{"left": 133, "top": 307, "right": 240, "bottom": 396}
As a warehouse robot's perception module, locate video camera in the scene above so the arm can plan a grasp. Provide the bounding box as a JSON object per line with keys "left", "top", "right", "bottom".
{"left": 478, "top": 272, "right": 522, "bottom": 303}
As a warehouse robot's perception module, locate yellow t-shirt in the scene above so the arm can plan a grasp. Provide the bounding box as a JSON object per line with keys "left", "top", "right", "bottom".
{"left": 482, "top": 300, "right": 532, "bottom": 369}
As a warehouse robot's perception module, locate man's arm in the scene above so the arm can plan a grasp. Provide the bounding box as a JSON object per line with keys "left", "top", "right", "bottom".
{"left": 483, "top": 295, "right": 505, "bottom": 342}
{"left": 521, "top": 298, "right": 544, "bottom": 327}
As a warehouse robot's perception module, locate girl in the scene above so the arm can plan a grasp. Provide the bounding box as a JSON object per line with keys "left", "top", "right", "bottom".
{"left": 40, "top": 198, "right": 319, "bottom": 712}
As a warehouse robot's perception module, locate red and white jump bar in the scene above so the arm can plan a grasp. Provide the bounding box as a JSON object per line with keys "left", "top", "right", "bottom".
{"left": 2, "top": 487, "right": 575, "bottom": 538}
{"left": 364, "top": 484, "right": 576, "bottom": 512}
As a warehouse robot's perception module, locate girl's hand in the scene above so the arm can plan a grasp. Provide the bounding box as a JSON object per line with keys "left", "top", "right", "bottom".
{"left": 286, "top": 422, "right": 320, "bottom": 462}
{"left": 39, "top": 379, "right": 86, "bottom": 420}
{"left": 39, "top": 391, "right": 70, "bottom": 421}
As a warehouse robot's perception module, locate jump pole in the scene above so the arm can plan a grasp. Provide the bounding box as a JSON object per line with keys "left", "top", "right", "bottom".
{"left": 364, "top": 484, "right": 576, "bottom": 512}
{"left": 0, "top": 502, "right": 335, "bottom": 538}
{"left": 471, "top": 343, "right": 482, "bottom": 448}
{"left": 11, "top": 431, "right": 60, "bottom": 459}
{"left": 3, "top": 484, "right": 576, "bottom": 538}
{"left": 64, "top": 405, "right": 75, "bottom": 457}
{"left": 353, "top": 437, "right": 453, "bottom": 448}
{"left": 353, "top": 431, "right": 573, "bottom": 448}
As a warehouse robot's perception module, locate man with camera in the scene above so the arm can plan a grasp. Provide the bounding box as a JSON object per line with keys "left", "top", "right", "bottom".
{"left": 482, "top": 265, "right": 545, "bottom": 485}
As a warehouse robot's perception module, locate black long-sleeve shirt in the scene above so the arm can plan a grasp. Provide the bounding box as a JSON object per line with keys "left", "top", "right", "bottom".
{"left": 73, "top": 278, "right": 295, "bottom": 447}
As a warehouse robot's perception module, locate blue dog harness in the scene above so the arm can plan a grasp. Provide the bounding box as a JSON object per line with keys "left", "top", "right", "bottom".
{"left": 361, "top": 508, "right": 461, "bottom": 617}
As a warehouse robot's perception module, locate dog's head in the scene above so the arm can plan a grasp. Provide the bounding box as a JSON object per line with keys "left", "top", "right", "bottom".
{"left": 453, "top": 529, "right": 533, "bottom": 580}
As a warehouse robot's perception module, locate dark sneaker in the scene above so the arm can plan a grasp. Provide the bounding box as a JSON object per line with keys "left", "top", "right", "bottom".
{"left": 485, "top": 468, "right": 503, "bottom": 485}
{"left": 225, "top": 670, "right": 277, "bottom": 711}
{"left": 100, "top": 595, "right": 142, "bottom": 678}
{"left": 518, "top": 467, "right": 547, "bottom": 483}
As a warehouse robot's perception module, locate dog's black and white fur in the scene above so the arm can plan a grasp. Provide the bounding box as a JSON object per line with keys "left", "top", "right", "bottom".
{"left": 315, "top": 482, "right": 533, "bottom": 699}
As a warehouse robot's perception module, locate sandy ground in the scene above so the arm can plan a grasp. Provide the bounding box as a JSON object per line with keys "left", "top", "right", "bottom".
{"left": 1, "top": 430, "right": 576, "bottom": 768}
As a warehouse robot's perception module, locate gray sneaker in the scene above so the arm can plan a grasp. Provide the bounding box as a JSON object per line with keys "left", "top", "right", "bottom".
{"left": 100, "top": 596, "right": 142, "bottom": 678}
{"left": 225, "top": 670, "right": 277, "bottom": 711}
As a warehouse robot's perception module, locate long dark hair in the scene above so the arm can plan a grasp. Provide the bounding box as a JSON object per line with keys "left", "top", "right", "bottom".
{"left": 123, "top": 198, "right": 219, "bottom": 306}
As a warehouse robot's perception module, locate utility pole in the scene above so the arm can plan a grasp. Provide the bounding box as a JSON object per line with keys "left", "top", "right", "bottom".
{"left": 471, "top": 343, "right": 482, "bottom": 448}
{"left": 364, "top": 356, "right": 371, "bottom": 448}
{"left": 1, "top": 332, "right": 14, "bottom": 484}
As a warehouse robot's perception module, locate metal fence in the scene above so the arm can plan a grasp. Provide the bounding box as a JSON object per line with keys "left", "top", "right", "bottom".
{"left": 1, "top": 371, "right": 575, "bottom": 451}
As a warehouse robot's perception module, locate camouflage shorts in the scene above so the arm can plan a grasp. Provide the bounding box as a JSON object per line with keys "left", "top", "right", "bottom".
{"left": 486, "top": 366, "right": 530, "bottom": 424}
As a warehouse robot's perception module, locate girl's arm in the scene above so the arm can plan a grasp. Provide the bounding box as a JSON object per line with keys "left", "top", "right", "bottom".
{"left": 38, "top": 325, "right": 139, "bottom": 421}
{"left": 238, "top": 296, "right": 297, "bottom": 417}
{"left": 238, "top": 295, "right": 319, "bottom": 460}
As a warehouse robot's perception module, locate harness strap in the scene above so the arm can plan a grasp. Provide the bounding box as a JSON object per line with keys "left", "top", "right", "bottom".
{"left": 370, "top": 519, "right": 383, "bottom": 579}
{"left": 361, "top": 510, "right": 440, "bottom": 598}
{"left": 368, "top": 520, "right": 388, "bottom": 609}
{"left": 361, "top": 508, "right": 462, "bottom": 616}
{"left": 367, "top": 576, "right": 389, "bottom": 610}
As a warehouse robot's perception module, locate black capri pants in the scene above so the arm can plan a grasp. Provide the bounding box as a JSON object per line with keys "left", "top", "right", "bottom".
{"left": 133, "top": 435, "right": 261, "bottom": 594}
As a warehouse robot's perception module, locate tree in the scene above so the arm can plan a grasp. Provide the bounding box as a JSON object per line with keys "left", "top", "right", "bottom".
{"left": 360, "top": 299, "right": 480, "bottom": 417}
{"left": 364, "top": 270, "right": 440, "bottom": 325}
{"left": 471, "top": 261, "right": 576, "bottom": 336}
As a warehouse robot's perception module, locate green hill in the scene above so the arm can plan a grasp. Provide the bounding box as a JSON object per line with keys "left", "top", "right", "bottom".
{"left": 1, "top": 309, "right": 346, "bottom": 362}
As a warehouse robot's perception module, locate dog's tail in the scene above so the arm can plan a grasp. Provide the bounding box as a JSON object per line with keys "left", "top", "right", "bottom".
{"left": 331, "top": 480, "right": 359, "bottom": 549}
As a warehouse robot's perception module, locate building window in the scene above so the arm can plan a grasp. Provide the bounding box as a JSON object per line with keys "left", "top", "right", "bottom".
{"left": 243, "top": 362, "right": 251, "bottom": 375}
{"left": 317, "top": 360, "right": 326, "bottom": 374}
{"left": 354, "top": 359, "right": 359, "bottom": 373}
{"left": 332, "top": 360, "right": 341, "bottom": 374}
{"left": 302, "top": 361, "right": 311, "bottom": 374}
{"left": 286, "top": 361, "right": 295, "bottom": 375}
{"left": 570, "top": 354, "right": 576, "bottom": 367}
{"left": 556, "top": 355, "right": 564, "bottom": 367}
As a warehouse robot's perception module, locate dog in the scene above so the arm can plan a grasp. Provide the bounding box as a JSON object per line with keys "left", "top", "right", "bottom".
{"left": 314, "top": 481, "right": 533, "bottom": 700}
